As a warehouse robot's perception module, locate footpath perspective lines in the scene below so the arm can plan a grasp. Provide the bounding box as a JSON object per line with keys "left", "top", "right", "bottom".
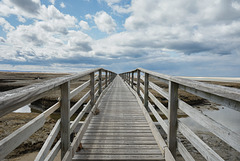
{"left": 73, "top": 75, "right": 164, "bottom": 161}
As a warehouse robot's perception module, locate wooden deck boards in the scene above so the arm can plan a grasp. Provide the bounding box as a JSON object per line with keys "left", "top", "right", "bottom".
{"left": 73, "top": 76, "right": 164, "bottom": 161}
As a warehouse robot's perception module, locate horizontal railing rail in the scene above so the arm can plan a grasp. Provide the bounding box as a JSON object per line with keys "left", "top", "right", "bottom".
{"left": 0, "top": 68, "right": 116, "bottom": 161}
{"left": 120, "top": 68, "right": 240, "bottom": 161}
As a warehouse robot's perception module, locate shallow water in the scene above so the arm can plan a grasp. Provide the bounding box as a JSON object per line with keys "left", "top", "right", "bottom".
{"left": 14, "top": 105, "right": 31, "bottom": 113}
{"left": 180, "top": 106, "right": 240, "bottom": 133}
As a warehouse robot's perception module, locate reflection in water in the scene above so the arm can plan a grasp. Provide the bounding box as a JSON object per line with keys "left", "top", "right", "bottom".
{"left": 14, "top": 105, "right": 31, "bottom": 113}
{"left": 180, "top": 106, "right": 240, "bottom": 133}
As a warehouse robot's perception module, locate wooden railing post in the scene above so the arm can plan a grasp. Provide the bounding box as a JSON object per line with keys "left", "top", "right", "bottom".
{"left": 110, "top": 72, "right": 112, "bottom": 82}
{"left": 128, "top": 72, "right": 130, "bottom": 85}
{"left": 137, "top": 70, "right": 140, "bottom": 95}
{"left": 168, "top": 81, "right": 179, "bottom": 158}
{"left": 90, "top": 72, "right": 95, "bottom": 107}
{"left": 144, "top": 73, "right": 149, "bottom": 109}
{"left": 131, "top": 71, "right": 134, "bottom": 88}
{"left": 98, "top": 69, "right": 102, "bottom": 95}
{"left": 105, "top": 71, "right": 108, "bottom": 87}
{"left": 60, "top": 81, "right": 70, "bottom": 159}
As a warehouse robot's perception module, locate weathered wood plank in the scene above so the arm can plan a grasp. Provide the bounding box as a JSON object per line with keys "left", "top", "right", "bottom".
{"left": 70, "top": 91, "right": 90, "bottom": 116}
{"left": 168, "top": 81, "right": 178, "bottom": 158}
{"left": 70, "top": 101, "right": 91, "bottom": 134}
{"left": 70, "top": 80, "right": 90, "bottom": 99}
{"left": 60, "top": 81, "right": 70, "bottom": 159}
{"left": 44, "top": 140, "right": 61, "bottom": 161}
{"left": 82, "top": 136, "right": 155, "bottom": 140}
{"left": 81, "top": 139, "right": 157, "bottom": 145}
{"left": 83, "top": 133, "right": 154, "bottom": 137}
{"left": 81, "top": 144, "right": 159, "bottom": 149}
{"left": 0, "top": 114, "right": 45, "bottom": 160}
{"left": 137, "top": 70, "right": 140, "bottom": 95}
{"left": 77, "top": 148, "right": 161, "bottom": 155}
{"left": 144, "top": 72, "right": 149, "bottom": 109}
{"left": 178, "top": 121, "right": 224, "bottom": 161}
{"left": 73, "top": 154, "right": 164, "bottom": 161}
{"left": 98, "top": 69, "right": 102, "bottom": 95}
{"left": 35, "top": 120, "right": 60, "bottom": 161}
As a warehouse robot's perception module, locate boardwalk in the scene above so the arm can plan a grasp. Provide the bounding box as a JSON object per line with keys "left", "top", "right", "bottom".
{"left": 1, "top": 68, "right": 239, "bottom": 161}
{"left": 73, "top": 76, "right": 164, "bottom": 160}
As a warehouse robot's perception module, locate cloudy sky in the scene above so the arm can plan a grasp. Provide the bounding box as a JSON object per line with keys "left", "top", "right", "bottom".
{"left": 0, "top": 0, "right": 240, "bottom": 76}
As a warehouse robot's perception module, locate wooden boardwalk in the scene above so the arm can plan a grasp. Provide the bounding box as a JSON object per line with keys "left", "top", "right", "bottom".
{"left": 73, "top": 76, "right": 164, "bottom": 161}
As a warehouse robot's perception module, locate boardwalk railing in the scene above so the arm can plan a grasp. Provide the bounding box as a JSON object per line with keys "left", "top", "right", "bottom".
{"left": 120, "top": 68, "right": 240, "bottom": 160}
{"left": 0, "top": 68, "right": 116, "bottom": 161}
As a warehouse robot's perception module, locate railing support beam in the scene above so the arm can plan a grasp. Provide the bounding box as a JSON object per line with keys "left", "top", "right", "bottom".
{"left": 98, "top": 69, "right": 102, "bottom": 95}
{"left": 60, "top": 81, "right": 70, "bottom": 159}
{"left": 131, "top": 71, "right": 134, "bottom": 88}
{"left": 90, "top": 72, "right": 95, "bottom": 107}
{"left": 137, "top": 70, "right": 140, "bottom": 95}
{"left": 168, "top": 81, "right": 179, "bottom": 158}
{"left": 144, "top": 73, "right": 149, "bottom": 109}
{"left": 105, "top": 71, "right": 108, "bottom": 87}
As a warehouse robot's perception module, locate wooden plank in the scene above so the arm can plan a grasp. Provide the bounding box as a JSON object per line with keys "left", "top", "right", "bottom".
{"left": 86, "top": 126, "right": 150, "bottom": 130}
{"left": 144, "top": 73, "right": 149, "bottom": 109}
{"left": 149, "top": 91, "right": 168, "bottom": 117}
{"left": 70, "top": 101, "right": 91, "bottom": 134}
{"left": 85, "top": 129, "right": 152, "bottom": 133}
{"left": 35, "top": 120, "right": 60, "bottom": 161}
{"left": 82, "top": 136, "right": 155, "bottom": 140}
{"left": 0, "top": 114, "right": 45, "bottom": 160}
{"left": 73, "top": 155, "right": 164, "bottom": 161}
{"left": 179, "top": 100, "right": 240, "bottom": 152}
{"left": 60, "top": 81, "right": 70, "bottom": 159}
{"left": 43, "top": 102, "right": 60, "bottom": 118}
{"left": 178, "top": 121, "right": 224, "bottom": 161}
{"left": 168, "top": 81, "right": 178, "bottom": 158}
{"left": 98, "top": 69, "right": 102, "bottom": 95}
{"left": 81, "top": 144, "right": 159, "bottom": 149}
{"left": 90, "top": 72, "right": 95, "bottom": 108}
{"left": 177, "top": 139, "right": 195, "bottom": 161}
{"left": 70, "top": 80, "right": 90, "bottom": 99}
{"left": 70, "top": 91, "right": 90, "bottom": 116}
{"left": 44, "top": 140, "right": 61, "bottom": 161}
{"left": 81, "top": 139, "right": 157, "bottom": 144}
{"left": 131, "top": 71, "right": 134, "bottom": 88}
{"left": 105, "top": 71, "right": 108, "bottom": 87}
{"left": 137, "top": 70, "right": 140, "bottom": 95}
{"left": 77, "top": 149, "right": 161, "bottom": 155}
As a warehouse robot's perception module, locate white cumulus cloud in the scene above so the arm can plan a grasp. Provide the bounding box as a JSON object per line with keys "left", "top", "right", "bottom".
{"left": 79, "top": 20, "right": 90, "bottom": 30}
{"left": 94, "top": 11, "right": 117, "bottom": 34}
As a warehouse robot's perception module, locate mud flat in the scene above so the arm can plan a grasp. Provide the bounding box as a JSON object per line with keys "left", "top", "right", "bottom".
{"left": 0, "top": 113, "right": 56, "bottom": 160}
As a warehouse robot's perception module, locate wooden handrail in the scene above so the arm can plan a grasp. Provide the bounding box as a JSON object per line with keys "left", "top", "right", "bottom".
{"left": 120, "top": 68, "right": 240, "bottom": 160}
{"left": 0, "top": 68, "right": 116, "bottom": 161}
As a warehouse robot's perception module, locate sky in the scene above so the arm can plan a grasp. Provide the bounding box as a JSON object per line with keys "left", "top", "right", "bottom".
{"left": 0, "top": 0, "right": 240, "bottom": 76}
